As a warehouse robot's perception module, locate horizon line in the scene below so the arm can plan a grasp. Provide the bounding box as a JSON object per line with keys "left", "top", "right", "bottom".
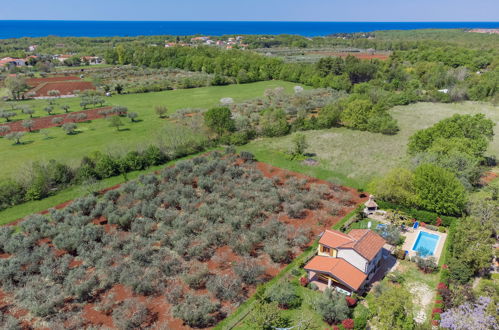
{"left": 1, "top": 19, "right": 499, "bottom": 23}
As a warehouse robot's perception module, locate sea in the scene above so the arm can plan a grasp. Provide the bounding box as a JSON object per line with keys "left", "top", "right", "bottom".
{"left": 0, "top": 21, "right": 499, "bottom": 39}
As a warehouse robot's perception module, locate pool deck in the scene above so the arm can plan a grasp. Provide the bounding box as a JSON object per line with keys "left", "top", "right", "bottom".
{"left": 402, "top": 227, "right": 447, "bottom": 263}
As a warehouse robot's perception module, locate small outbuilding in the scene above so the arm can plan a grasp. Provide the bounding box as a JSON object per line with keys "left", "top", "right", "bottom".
{"left": 364, "top": 195, "right": 378, "bottom": 215}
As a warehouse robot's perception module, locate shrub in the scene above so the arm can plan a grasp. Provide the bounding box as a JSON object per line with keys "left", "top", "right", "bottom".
{"left": 308, "top": 282, "right": 318, "bottom": 291}
{"left": 353, "top": 304, "right": 370, "bottom": 330}
{"left": 248, "top": 301, "right": 289, "bottom": 330}
{"left": 386, "top": 270, "right": 405, "bottom": 284}
{"left": 206, "top": 274, "right": 243, "bottom": 302}
{"left": 313, "top": 288, "right": 349, "bottom": 324}
{"left": 394, "top": 248, "right": 406, "bottom": 260}
{"left": 240, "top": 151, "right": 255, "bottom": 162}
{"left": 299, "top": 277, "right": 309, "bottom": 287}
{"left": 266, "top": 281, "right": 301, "bottom": 309}
{"left": 112, "top": 298, "right": 150, "bottom": 330}
{"left": 165, "top": 284, "right": 184, "bottom": 305}
{"left": 233, "top": 257, "right": 265, "bottom": 285}
{"left": 284, "top": 202, "right": 306, "bottom": 218}
{"left": 415, "top": 256, "right": 439, "bottom": 273}
{"left": 172, "top": 294, "right": 219, "bottom": 328}
{"left": 264, "top": 238, "right": 291, "bottom": 263}
{"left": 342, "top": 318, "right": 355, "bottom": 329}
{"left": 345, "top": 296, "right": 357, "bottom": 307}
{"left": 183, "top": 264, "right": 209, "bottom": 289}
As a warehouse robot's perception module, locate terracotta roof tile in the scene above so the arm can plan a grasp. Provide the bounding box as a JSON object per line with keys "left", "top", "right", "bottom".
{"left": 304, "top": 256, "right": 367, "bottom": 290}
{"left": 319, "top": 229, "right": 385, "bottom": 261}
{"left": 318, "top": 230, "right": 353, "bottom": 248}
{"left": 348, "top": 229, "right": 386, "bottom": 260}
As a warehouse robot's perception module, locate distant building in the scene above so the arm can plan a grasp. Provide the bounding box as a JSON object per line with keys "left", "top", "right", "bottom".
{"left": 191, "top": 36, "right": 209, "bottom": 42}
{"left": 28, "top": 45, "right": 38, "bottom": 52}
{"left": 54, "top": 54, "right": 73, "bottom": 63}
{"left": 0, "top": 57, "right": 26, "bottom": 67}
{"left": 81, "top": 56, "right": 103, "bottom": 65}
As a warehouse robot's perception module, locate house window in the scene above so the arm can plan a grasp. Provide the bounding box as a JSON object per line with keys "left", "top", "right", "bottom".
{"left": 322, "top": 246, "right": 330, "bottom": 253}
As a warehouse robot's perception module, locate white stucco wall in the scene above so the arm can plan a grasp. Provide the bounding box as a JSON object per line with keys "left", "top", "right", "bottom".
{"left": 337, "top": 249, "right": 367, "bottom": 272}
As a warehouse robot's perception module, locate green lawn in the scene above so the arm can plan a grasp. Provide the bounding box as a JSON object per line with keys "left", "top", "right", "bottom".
{"left": 0, "top": 87, "right": 8, "bottom": 98}
{"left": 0, "top": 81, "right": 297, "bottom": 180}
{"left": 240, "top": 101, "right": 499, "bottom": 188}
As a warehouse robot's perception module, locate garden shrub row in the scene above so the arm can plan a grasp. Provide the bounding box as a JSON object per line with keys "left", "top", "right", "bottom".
{"left": 377, "top": 201, "right": 457, "bottom": 226}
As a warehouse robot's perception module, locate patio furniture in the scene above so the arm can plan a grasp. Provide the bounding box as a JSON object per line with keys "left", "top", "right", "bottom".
{"left": 413, "top": 221, "right": 419, "bottom": 229}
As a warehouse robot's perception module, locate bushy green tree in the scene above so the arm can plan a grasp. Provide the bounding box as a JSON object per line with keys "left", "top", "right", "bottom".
{"left": 260, "top": 108, "right": 289, "bottom": 137}
{"left": 340, "top": 99, "right": 375, "bottom": 130}
{"left": 204, "top": 106, "right": 235, "bottom": 136}
{"left": 408, "top": 114, "right": 494, "bottom": 158}
{"left": 313, "top": 288, "right": 349, "bottom": 324}
{"left": 370, "top": 284, "right": 415, "bottom": 329}
{"left": 266, "top": 281, "right": 301, "bottom": 309}
{"left": 369, "top": 168, "right": 418, "bottom": 207}
{"left": 249, "top": 301, "right": 289, "bottom": 330}
{"left": 413, "top": 164, "right": 466, "bottom": 215}
{"left": 289, "top": 133, "right": 309, "bottom": 158}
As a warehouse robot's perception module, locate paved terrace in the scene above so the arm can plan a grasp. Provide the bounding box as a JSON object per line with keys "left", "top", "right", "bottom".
{"left": 402, "top": 227, "right": 447, "bottom": 263}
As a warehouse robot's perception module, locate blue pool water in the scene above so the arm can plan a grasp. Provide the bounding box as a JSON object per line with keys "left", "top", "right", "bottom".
{"left": 412, "top": 231, "right": 440, "bottom": 257}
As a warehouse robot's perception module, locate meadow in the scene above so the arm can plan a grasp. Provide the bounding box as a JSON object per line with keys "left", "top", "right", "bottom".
{"left": 0, "top": 80, "right": 297, "bottom": 180}
{"left": 240, "top": 101, "right": 499, "bottom": 188}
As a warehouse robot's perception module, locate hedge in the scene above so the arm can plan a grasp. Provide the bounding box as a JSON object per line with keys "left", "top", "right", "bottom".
{"left": 377, "top": 201, "right": 457, "bottom": 227}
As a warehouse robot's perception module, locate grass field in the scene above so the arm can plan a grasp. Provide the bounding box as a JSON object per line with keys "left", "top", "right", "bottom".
{"left": 241, "top": 102, "right": 499, "bottom": 188}
{"left": 0, "top": 81, "right": 297, "bottom": 180}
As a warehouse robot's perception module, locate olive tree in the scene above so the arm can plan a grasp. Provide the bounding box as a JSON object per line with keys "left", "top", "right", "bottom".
{"left": 60, "top": 105, "right": 70, "bottom": 113}
{"left": 5, "top": 132, "right": 25, "bottom": 144}
{"left": 0, "top": 125, "right": 11, "bottom": 135}
{"left": 155, "top": 105, "right": 168, "bottom": 118}
{"left": 62, "top": 122, "right": 77, "bottom": 135}
{"left": 22, "top": 119, "right": 34, "bottom": 132}
{"left": 21, "top": 106, "right": 35, "bottom": 118}
{"left": 0, "top": 110, "right": 16, "bottom": 122}
{"left": 108, "top": 116, "right": 124, "bottom": 131}
{"left": 127, "top": 112, "right": 138, "bottom": 122}
{"left": 44, "top": 106, "right": 54, "bottom": 115}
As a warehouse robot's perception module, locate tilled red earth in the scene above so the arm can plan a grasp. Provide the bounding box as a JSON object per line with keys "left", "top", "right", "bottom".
{"left": 1, "top": 159, "right": 366, "bottom": 329}
{"left": 26, "top": 76, "right": 81, "bottom": 87}
{"left": 33, "top": 81, "right": 96, "bottom": 97}
{"left": 0, "top": 106, "right": 113, "bottom": 135}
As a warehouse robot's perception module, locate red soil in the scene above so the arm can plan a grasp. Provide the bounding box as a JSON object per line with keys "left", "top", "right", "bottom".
{"left": 480, "top": 171, "right": 498, "bottom": 185}
{"left": 0, "top": 106, "right": 113, "bottom": 135}
{"left": 1, "top": 158, "right": 365, "bottom": 329}
{"left": 26, "top": 76, "right": 81, "bottom": 87}
{"left": 308, "top": 51, "right": 390, "bottom": 60}
{"left": 32, "top": 81, "right": 96, "bottom": 97}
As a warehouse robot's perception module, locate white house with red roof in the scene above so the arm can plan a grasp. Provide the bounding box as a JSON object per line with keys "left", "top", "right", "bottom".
{"left": 0, "top": 57, "right": 26, "bottom": 67}
{"left": 304, "top": 229, "right": 385, "bottom": 295}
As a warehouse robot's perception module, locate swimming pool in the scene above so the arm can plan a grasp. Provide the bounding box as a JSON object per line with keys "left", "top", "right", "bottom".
{"left": 411, "top": 231, "right": 440, "bottom": 257}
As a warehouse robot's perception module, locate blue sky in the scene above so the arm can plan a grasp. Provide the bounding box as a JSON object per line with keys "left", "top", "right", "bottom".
{"left": 2, "top": 0, "right": 498, "bottom": 21}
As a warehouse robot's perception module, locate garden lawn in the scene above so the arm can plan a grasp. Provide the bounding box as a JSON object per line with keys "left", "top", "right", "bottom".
{"left": 240, "top": 102, "right": 499, "bottom": 188}
{"left": 367, "top": 260, "right": 440, "bottom": 327}
{"left": 0, "top": 81, "right": 297, "bottom": 180}
{"left": 0, "top": 87, "right": 8, "bottom": 98}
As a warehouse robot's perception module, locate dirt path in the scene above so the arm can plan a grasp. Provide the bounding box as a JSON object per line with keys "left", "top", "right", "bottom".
{"left": 408, "top": 282, "right": 434, "bottom": 324}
